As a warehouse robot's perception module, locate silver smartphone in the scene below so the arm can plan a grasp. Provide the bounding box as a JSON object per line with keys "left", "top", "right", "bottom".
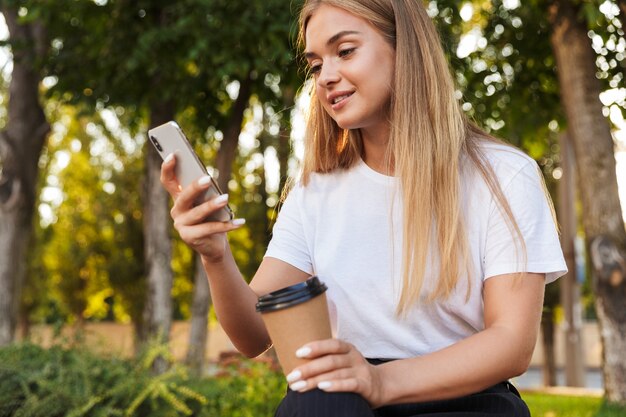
{"left": 148, "top": 121, "right": 234, "bottom": 222}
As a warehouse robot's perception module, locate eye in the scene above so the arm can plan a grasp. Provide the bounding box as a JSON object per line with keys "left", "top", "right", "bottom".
{"left": 309, "top": 62, "right": 322, "bottom": 75}
{"left": 338, "top": 47, "right": 356, "bottom": 58}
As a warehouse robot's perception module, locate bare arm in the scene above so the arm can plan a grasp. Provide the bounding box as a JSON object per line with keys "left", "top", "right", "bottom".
{"left": 202, "top": 253, "right": 310, "bottom": 357}
{"left": 287, "top": 272, "right": 545, "bottom": 407}
{"left": 377, "top": 273, "right": 545, "bottom": 404}
{"left": 160, "top": 154, "right": 309, "bottom": 357}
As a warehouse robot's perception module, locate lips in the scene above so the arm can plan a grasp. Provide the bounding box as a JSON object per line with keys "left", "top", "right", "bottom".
{"left": 327, "top": 91, "right": 354, "bottom": 110}
{"left": 332, "top": 93, "right": 352, "bottom": 104}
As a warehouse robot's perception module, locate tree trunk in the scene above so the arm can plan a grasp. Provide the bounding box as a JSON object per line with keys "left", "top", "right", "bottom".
{"left": 541, "top": 310, "right": 557, "bottom": 386}
{"left": 141, "top": 101, "right": 175, "bottom": 373}
{"left": 0, "top": 7, "right": 49, "bottom": 346}
{"left": 215, "top": 74, "right": 253, "bottom": 192}
{"left": 550, "top": 0, "right": 626, "bottom": 404}
{"left": 183, "top": 74, "right": 252, "bottom": 371}
{"left": 558, "top": 131, "right": 586, "bottom": 387}
{"left": 186, "top": 254, "right": 211, "bottom": 374}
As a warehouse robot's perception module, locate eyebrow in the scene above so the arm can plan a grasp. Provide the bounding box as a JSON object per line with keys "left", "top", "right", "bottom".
{"left": 304, "top": 30, "right": 362, "bottom": 59}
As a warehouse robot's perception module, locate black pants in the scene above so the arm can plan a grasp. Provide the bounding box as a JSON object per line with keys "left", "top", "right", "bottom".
{"left": 274, "top": 382, "right": 529, "bottom": 417}
{"left": 274, "top": 358, "right": 529, "bottom": 417}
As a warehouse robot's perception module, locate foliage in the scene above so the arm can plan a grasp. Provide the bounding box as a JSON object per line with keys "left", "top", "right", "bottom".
{"left": 23, "top": 102, "right": 147, "bottom": 326}
{"left": 3, "top": 343, "right": 626, "bottom": 417}
{"left": 186, "top": 354, "right": 286, "bottom": 417}
{"left": 0, "top": 343, "right": 286, "bottom": 417}
{"left": 14, "top": 0, "right": 304, "bottom": 321}
{"left": 38, "top": 0, "right": 302, "bottom": 131}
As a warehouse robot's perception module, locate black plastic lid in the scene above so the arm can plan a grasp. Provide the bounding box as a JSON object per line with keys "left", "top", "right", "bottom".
{"left": 256, "top": 276, "right": 327, "bottom": 313}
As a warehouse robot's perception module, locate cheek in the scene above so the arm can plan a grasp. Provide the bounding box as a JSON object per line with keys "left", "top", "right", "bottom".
{"left": 315, "top": 88, "right": 331, "bottom": 111}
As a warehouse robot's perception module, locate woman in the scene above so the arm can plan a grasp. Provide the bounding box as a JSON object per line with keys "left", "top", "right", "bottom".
{"left": 160, "top": 0, "right": 567, "bottom": 415}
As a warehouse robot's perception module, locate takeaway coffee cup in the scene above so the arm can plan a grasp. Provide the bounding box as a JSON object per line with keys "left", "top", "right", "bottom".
{"left": 256, "top": 276, "right": 332, "bottom": 375}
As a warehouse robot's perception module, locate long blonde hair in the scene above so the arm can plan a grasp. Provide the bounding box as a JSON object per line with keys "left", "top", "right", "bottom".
{"left": 297, "top": 0, "right": 528, "bottom": 315}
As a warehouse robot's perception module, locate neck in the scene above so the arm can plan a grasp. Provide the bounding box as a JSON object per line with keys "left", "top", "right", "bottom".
{"left": 360, "top": 125, "right": 394, "bottom": 175}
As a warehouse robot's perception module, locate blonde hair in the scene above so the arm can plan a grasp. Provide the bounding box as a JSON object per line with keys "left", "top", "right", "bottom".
{"left": 296, "top": 0, "right": 529, "bottom": 315}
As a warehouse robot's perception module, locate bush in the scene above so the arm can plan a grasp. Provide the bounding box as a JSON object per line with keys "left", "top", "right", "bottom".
{"left": 8, "top": 343, "right": 625, "bottom": 417}
{"left": 0, "top": 343, "right": 286, "bottom": 417}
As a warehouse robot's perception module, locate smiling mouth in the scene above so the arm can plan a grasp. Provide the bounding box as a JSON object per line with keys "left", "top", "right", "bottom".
{"left": 332, "top": 93, "right": 353, "bottom": 104}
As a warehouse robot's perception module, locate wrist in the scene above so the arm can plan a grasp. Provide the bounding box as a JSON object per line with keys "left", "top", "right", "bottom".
{"left": 376, "top": 360, "right": 409, "bottom": 406}
{"left": 200, "top": 251, "right": 233, "bottom": 275}
{"left": 200, "top": 252, "right": 225, "bottom": 265}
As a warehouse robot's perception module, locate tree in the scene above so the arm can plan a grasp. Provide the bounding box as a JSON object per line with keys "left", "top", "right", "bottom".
{"left": 38, "top": 0, "right": 302, "bottom": 371}
{"left": 180, "top": 0, "right": 303, "bottom": 371}
{"left": 0, "top": 2, "right": 50, "bottom": 346}
{"left": 549, "top": 0, "right": 626, "bottom": 403}
{"left": 19, "top": 105, "right": 146, "bottom": 334}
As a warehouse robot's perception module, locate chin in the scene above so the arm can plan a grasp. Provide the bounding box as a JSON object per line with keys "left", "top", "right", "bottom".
{"left": 332, "top": 117, "right": 360, "bottom": 131}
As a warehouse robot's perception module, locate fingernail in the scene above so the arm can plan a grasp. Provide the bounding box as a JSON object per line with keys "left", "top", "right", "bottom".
{"left": 214, "top": 194, "right": 229, "bottom": 205}
{"left": 295, "top": 346, "right": 311, "bottom": 358}
{"left": 231, "top": 218, "right": 246, "bottom": 226}
{"left": 317, "top": 381, "right": 332, "bottom": 390}
{"left": 286, "top": 370, "right": 301, "bottom": 383}
{"left": 164, "top": 153, "right": 174, "bottom": 163}
{"left": 198, "top": 176, "right": 212, "bottom": 186}
{"left": 289, "top": 380, "right": 307, "bottom": 391}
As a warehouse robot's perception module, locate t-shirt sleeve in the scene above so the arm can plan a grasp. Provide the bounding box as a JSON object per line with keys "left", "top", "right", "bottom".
{"left": 483, "top": 160, "right": 567, "bottom": 284}
{"left": 264, "top": 184, "right": 314, "bottom": 275}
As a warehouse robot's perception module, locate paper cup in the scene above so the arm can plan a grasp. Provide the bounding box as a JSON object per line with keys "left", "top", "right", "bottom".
{"left": 256, "top": 277, "right": 332, "bottom": 375}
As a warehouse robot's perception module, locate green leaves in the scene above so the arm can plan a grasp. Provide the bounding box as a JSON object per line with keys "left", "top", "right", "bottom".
{"left": 0, "top": 343, "right": 284, "bottom": 417}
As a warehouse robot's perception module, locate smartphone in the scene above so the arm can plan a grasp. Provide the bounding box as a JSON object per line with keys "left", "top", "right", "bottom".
{"left": 148, "top": 121, "right": 234, "bottom": 222}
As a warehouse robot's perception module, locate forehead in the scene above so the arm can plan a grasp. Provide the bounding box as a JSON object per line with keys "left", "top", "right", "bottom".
{"left": 304, "top": 5, "right": 370, "bottom": 48}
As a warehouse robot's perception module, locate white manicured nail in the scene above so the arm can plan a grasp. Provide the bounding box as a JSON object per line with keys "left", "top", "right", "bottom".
{"left": 317, "top": 381, "right": 332, "bottom": 390}
{"left": 198, "top": 176, "right": 212, "bottom": 186}
{"left": 164, "top": 153, "right": 174, "bottom": 163}
{"left": 214, "top": 194, "right": 228, "bottom": 205}
{"left": 231, "top": 218, "right": 246, "bottom": 226}
{"left": 295, "top": 346, "right": 311, "bottom": 358}
{"left": 289, "top": 380, "right": 307, "bottom": 391}
{"left": 286, "top": 370, "right": 301, "bottom": 383}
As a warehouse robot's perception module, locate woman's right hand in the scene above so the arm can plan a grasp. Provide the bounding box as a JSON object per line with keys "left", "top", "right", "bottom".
{"left": 160, "top": 153, "right": 245, "bottom": 262}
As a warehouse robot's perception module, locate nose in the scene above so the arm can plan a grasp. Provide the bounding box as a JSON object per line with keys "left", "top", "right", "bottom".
{"left": 316, "top": 61, "right": 340, "bottom": 89}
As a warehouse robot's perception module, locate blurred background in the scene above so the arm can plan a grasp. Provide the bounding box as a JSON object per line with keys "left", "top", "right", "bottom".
{"left": 0, "top": 0, "right": 625, "bottom": 405}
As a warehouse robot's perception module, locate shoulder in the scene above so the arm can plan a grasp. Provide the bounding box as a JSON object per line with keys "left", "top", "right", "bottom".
{"left": 477, "top": 141, "right": 539, "bottom": 188}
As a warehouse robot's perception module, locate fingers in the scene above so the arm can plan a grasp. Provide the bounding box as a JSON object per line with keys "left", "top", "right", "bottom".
{"left": 173, "top": 193, "right": 231, "bottom": 228}
{"left": 287, "top": 348, "right": 353, "bottom": 389}
{"left": 174, "top": 193, "right": 246, "bottom": 241}
{"left": 285, "top": 339, "right": 364, "bottom": 392}
{"left": 177, "top": 219, "right": 245, "bottom": 246}
{"left": 160, "top": 153, "right": 181, "bottom": 198}
{"left": 288, "top": 368, "right": 357, "bottom": 392}
{"left": 284, "top": 341, "right": 383, "bottom": 406}
{"left": 171, "top": 174, "right": 224, "bottom": 217}
{"left": 296, "top": 339, "right": 352, "bottom": 359}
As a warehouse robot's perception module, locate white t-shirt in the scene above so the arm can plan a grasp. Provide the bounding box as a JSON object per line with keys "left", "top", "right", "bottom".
{"left": 265, "top": 142, "right": 567, "bottom": 359}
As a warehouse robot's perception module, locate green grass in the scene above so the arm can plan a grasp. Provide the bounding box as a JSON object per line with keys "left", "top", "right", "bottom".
{"left": 524, "top": 392, "right": 626, "bottom": 417}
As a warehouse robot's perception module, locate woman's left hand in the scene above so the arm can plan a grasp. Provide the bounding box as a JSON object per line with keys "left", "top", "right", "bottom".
{"left": 285, "top": 339, "right": 387, "bottom": 408}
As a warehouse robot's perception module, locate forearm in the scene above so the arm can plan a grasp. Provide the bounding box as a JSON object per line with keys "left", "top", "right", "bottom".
{"left": 378, "top": 325, "right": 533, "bottom": 405}
{"left": 202, "top": 249, "right": 271, "bottom": 358}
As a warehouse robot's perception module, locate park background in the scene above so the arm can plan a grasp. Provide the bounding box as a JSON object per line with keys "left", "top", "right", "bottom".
{"left": 1, "top": 0, "right": 626, "bottom": 416}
